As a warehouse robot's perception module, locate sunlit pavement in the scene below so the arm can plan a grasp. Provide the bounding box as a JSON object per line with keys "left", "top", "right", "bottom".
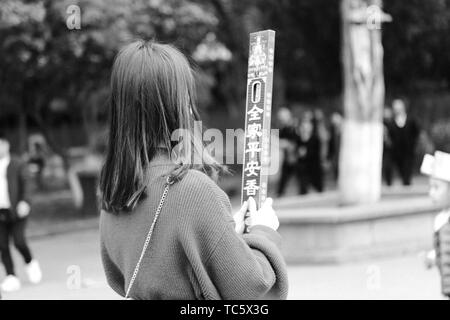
{"left": 288, "top": 255, "right": 445, "bottom": 300}
{"left": 0, "top": 229, "right": 445, "bottom": 300}
{"left": 1, "top": 229, "right": 120, "bottom": 300}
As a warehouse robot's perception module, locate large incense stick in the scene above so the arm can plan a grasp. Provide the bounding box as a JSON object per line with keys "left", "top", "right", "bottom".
{"left": 241, "top": 30, "right": 275, "bottom": 209}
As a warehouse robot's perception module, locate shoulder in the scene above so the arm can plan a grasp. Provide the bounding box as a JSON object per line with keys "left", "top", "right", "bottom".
{"left": 179, "top": 169, "right": 228, "bottom": 199}
{"left": 173, "top": 169, "right": 233, "bottom": 222}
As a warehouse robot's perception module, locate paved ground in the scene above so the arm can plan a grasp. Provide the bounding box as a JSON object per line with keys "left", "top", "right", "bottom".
{"left": 288, "top": 255, "right": 445, "bottom": 300}
{"left": 1, "top": 229, "right": 119, "bottom": 300}
{"left": 0, "top": 228, "right": 446, "bottom": 300}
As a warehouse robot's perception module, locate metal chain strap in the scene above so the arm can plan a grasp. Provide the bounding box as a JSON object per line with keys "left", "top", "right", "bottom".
{"left": 125, "top": 176, "right": 174, "bottom": 299}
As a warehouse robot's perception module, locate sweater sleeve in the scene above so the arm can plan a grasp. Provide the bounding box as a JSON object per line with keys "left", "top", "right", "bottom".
{"left": 100, "top": 240, "right": 126, "bottom": 297}
{"left": 205, "top": 223, "right": 289, "bottom": 300}
{"left": 181, "top": 170, "right": 289, "bottom": 300}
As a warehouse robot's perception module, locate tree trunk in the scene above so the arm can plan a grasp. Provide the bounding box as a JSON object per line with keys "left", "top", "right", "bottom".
{"left": 339, "top": 0, "right": 386, "bottom": 205}
{"left": 18, "top": 82, "right": 30, "bottom": 155}
{"left": 18, "top": 104, "right": 27, "bottom": 155}
{"left": 211, "top": 0, "right": 250, "bottom": 119}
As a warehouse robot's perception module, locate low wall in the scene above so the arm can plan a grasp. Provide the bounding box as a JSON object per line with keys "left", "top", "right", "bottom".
{"left": 275, "top": 189, "right": 441, "bottom": 264}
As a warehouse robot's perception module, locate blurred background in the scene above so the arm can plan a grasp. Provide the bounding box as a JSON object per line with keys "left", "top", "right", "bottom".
{"left": 1, "top": 0, "right": 450, "bottom": 299}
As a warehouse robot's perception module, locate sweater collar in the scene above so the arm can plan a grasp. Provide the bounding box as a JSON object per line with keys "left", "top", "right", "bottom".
{"left": 146, "top": 151, "right": 179, "bottom": 180}
{"left": 148, "top": 149, "right": 179, "bottom": 167}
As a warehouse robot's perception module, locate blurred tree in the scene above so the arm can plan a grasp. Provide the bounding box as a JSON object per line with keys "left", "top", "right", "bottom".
{"left": 0, "top": 0, "right": 216, "bottom": 158}
{"left": 204, "top": 0, "right": 342, "bottom": 116}
{"left": 1, "top": 0, "right": 450, "bottom": 158}
{"left": 384, "top": 0, "right": 450, "bottom": 92}
{"left": 0, "top": 0, "right": 46, "bottom": 153}
{"left": 339, "top": 0, "right": 390, "bottom": 205}
{"left": 206, "top": 0, "right": 450, "bottom": 116}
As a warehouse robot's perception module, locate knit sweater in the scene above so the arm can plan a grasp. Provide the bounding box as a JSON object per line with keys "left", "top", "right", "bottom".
{"left": 99, "top": 155, "right": 289, "bottom": 300}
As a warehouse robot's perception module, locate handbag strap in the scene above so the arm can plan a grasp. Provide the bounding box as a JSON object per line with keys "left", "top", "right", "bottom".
{"left": 125, "top": 176, "right": 174, "bottom": 299}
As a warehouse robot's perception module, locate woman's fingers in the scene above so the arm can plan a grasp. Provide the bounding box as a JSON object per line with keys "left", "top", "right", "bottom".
{"left": 261, "top": 197, "right": 273, "bottom": 210}
{"left": 234, "top": 201, "right": 248, "bottom": 221}
{"left": 244, "top": 215, "right": 252, "bottom": 227}
{"left": 234, "top": 197, "right": 279, "bottom": 232}
{"left": 237, "top": 201, "right": 248, "bottom": 217}
{"left": 234, "top": 201, "right": 249, "bottom": 234}
{"left": 248, "top": 197, "right": 257, "bottom": 214}
{"left": 243, "top": 197, "right": 280, "bottom": 231}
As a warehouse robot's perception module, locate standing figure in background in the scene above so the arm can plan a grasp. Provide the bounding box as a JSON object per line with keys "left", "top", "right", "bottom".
{"left": 296, "top": 112, "right": 323, "bottom": 195}
{"left": 312, "top": 110, "right": 330, "bottom": 175}
{"left": 0, "top": 132, "right": 42, "bottom": 293}
{"left": 28, "top": 138, "right": 46, "bottom": 190}
{"left": 382, "top": 107, "right": 394, "bottom": 186}
{"left": 327, "top": 112, "right": 343, "bottom": 182}
{"left": 276, "top": 107, "right": 300, "bottom": 197}
{"left": 386, "top": 99, "right": 420, "bottom": 186}
{"left": 421, "top": 151, "right": 450, "bottom": 298}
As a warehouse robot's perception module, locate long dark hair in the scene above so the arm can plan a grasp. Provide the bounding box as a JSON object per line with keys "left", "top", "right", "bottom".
{"left": 99, "top": 40, "right": 224, "bottom": 213}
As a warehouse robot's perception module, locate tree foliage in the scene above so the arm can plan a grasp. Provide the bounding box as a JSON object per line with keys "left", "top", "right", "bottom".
{"left": 0, "top": 0, "right": 216, "bottom": 153}
{"left": 1, "top": 0, "right": 450, "bottom": 152}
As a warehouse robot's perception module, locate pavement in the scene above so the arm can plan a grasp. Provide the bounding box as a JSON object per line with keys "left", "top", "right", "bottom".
{"left": 0, "top": 228, "right": 446, "bottom": 300}
{"left": 1, "top": 229, "right": 119, "bottom": 300}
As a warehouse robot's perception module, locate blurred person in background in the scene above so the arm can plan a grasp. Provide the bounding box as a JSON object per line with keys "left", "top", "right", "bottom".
{"left": 312, "top": 109, "right": 330, "bottom": 173}
{"left": 382, "top": 107, "right": 394, "bottom": 186}
{"left": 327, "top": 111, "right": 343, "bottom": 182}
{"left": 276, "top": 107, "right": 300, "bottom": 197}
{"left": 386, "top": 99, "right": 421, "bottom": 186}
{"left": 28, "top": 138, "right": 47, "bottom": 190}
{"left": 296, "top": 111, "right": 324, "bottom": 195}
{"left": 0, "top": 132, "right": 42, "bottom": 293}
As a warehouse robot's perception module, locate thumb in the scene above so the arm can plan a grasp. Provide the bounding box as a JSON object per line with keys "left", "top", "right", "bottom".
{"left": 248, "top": 197, "right": 257, "bottom": 215}
{"left": 235, "top": 201, "right": 248, "bottom": 218}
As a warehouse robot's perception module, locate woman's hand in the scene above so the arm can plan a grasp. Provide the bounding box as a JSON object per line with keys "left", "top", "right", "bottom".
{"left": 247, "top": 197, "right": 279, "bottom": 231}
{"left": 233, "top": 197, "right": 280, "bottom": 234}
{"left": 16, "top": 201, "right": 31, "bottom": 219}
{"left": 233, "top": 200, "right": 249, "bottom": 235}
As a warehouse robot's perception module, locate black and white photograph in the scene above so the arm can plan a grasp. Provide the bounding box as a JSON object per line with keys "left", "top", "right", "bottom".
{"left": 0, "top": 0, "right": 450, "bottom": 307}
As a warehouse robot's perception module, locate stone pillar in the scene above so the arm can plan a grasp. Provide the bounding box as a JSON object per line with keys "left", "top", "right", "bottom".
{"left": 339, "top": 0, "right": 391, "bottom": 205}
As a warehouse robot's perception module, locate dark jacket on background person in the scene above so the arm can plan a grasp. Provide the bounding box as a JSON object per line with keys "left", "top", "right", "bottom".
{"left": 387, "top": 117, "right": 420, "bottom": 158}
{"left": 385, "top": 116, "right": 421, "bottom": 185}
{"left": 0, "top": 157, "right": 29, "bottom": 222}
{"left": 100, "top": 155, "right": 289, "bottom": 300}
{"left": 279, "top": 125, "right": 299, "bottom": 165}
{"left": 277, "top": 124, "right": 301, "bottom": 196}
{"left": 296, "top": 132, "right": 324, "bottom": 194}
{"left": 327, "top": 124, "right": 341, "bottom": 181}
{"left": 297, "top": 134, "right": 322, "bottom": 166}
